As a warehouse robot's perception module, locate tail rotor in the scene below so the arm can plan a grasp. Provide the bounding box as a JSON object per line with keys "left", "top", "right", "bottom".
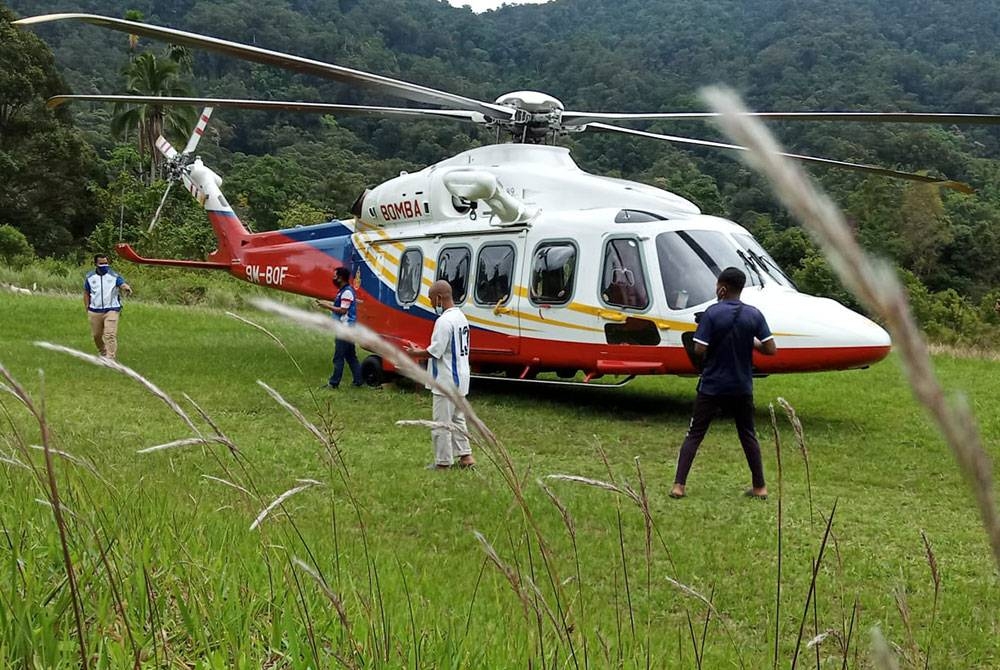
{"left": 148, "top": 107, "right": 213, "bottom": 232}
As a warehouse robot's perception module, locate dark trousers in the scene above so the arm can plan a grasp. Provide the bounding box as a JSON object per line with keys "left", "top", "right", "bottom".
{"left": 673, "top": 392, "right": 766, "bottom": 488}
{"left": 330, "top": 339, "right": 362, "bottom": 387}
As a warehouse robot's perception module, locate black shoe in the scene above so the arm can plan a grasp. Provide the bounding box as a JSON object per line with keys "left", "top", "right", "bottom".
{"left": 320, "top": 383, "right": 339, "bottom": 390}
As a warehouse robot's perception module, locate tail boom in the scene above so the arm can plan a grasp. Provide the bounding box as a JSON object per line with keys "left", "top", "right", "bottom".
{"left": 116, "top": 243, "right": 230, "bottom": 269}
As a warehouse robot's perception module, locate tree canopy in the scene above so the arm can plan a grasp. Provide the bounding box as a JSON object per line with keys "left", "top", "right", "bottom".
{"left": 4, "top": 0, "right": 1000, "bottom": 339}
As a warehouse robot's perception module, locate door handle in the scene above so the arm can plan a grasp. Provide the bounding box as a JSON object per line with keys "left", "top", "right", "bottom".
{"left": 493, "top": 296, "right": 512, "bottom": 316}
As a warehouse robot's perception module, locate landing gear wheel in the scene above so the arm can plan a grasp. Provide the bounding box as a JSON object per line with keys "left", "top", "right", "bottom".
{"left": 361, "top": 355, "right": 384, "bottom": 388}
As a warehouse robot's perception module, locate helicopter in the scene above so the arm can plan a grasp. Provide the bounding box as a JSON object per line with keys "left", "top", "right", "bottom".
{"left": 19, "top": 12, "right": 1000, "bottom": 387}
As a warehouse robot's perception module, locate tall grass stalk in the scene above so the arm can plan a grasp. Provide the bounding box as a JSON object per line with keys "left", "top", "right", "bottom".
{"left": 34, "top": 342, "right": 201, "bottom": 436}
{"left": 227, "top": 311, "right": 307, "bottom": 378}
{"left": 871, "top": 627, "right": 900, "bottom": 670}
{"left": 291, "top": 556, "right": 361, "bottom": 667}
{"left": 0, "top": 367, "right": 89, "bottom": 669}
{"left": 777, "top": 398, "right": 814, "bottom": 530}
{"left": 843, "top": 598, "right": 859, "bottom": 670}
{"left": 253, "top": 298, "right": 581, "bottom": 658}
{"left": 768, "top": 404, "right": 784, "bottom": 670}
{"left": 663, "top": 575, "right": 746, "bottom": 670}
{"left": 790, "top": 501, "right": 838, "bottom": 669}
{"left": 920, "top": 530, "right": 941, "bottom": 670}
{"left": 537, "top": 478, "right": 589, "bottom": 670}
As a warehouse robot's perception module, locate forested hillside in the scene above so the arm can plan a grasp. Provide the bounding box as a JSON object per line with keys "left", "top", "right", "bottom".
{"left": 3, "top": 0, "right": 1000, "bottom": 341}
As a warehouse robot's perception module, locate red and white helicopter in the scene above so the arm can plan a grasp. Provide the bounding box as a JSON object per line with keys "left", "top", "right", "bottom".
{"left": 20, "top": 13, "right": 1000, "bottom": 386}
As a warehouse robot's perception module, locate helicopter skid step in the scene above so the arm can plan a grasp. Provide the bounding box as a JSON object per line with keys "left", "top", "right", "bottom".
{"left": 471, "top": 373, "right": 637, "bottom": 388}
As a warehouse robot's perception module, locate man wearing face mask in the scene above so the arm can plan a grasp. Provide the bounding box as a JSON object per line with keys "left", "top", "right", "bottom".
{"left": 84, "top": 254, "right": 132, "bottom": 360}
{"left": 315, "top": 266, "right": 364, "bottom": 389}
{"left": 405, "top": 280, "right": 475, "bottom": 469}
{"left": 670, "top": 267, "right": 776, "bottom": 500}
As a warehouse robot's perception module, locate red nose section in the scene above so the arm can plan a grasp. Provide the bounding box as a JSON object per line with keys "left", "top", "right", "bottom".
{"left": 757, "top": 344, "right": 892, "bottom": 373}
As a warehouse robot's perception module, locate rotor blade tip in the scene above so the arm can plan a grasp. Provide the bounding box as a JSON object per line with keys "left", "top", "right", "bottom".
{"left": 13, "top": 13, "right": 93, "bottom": 26}
{"left": 945, "top": 180, "right": 975, "bottom": 194}
{"left": 46, "top": 96, "right": 68, "bottom": 109}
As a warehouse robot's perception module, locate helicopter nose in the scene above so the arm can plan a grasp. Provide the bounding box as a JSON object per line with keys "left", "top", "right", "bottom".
{"left": 793, "top": 295, "right": 891, "bottom": 370}
{"left": 749, "top": 290, "right": 892, "bottom": 372}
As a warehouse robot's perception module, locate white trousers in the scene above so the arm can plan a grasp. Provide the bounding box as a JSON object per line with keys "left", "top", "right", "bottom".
{"left": 432, "top": 394, "right": 471, "bottom": 466}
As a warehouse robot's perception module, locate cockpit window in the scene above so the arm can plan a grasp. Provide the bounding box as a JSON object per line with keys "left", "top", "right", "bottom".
{"left": 656, "top": 232, "right": 718, "bottom": 309}
{"left": 656, "top": 230, "right": 762, "bottom": 309}
{"left": 601, "top": 238, "right": 649, "bottom": 310}
{"left": 656, "top": 230, "right": 796, "bottom": 310}
{"left": 734, "top": 233, "right": 797, "bottom": 289}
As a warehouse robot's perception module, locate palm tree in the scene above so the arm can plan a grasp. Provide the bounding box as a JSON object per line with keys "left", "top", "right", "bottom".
{"left": 124, "top": 9, "right": 143, "bottom": 54}
{"left": 165, "top": 43, "right": 194, "bottom": 74}
{"left": 111, "top": 52, "right": 196, "bottom": 182}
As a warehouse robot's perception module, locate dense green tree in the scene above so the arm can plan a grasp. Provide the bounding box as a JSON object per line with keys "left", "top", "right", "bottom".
{"left": 897, "top": 183, "right": 953, "bottom": 281}
{"left": 0, "top": 224, "right": 33, "bottom": 267}
{"left": 111, "top": 51, "right": 196, "bottom": 182}
{"left": 0, "top": 4, "right": 102, "bottom": 257}
{"left": 277, "top": 201, "right": 328, "bottom": 228}
{"left": 7, "top": 0, "right": 1000, "bottom": 341}
{"left": 88, "top": 144, "right": 217, "bottom": 259}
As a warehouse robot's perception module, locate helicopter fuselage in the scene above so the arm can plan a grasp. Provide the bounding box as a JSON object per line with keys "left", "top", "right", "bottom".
{"left": 122, "top": 143, "right": 891, "bottom": 381}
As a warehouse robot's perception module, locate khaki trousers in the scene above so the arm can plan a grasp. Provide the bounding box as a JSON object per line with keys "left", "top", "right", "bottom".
{"left": 432, "top": 394, "right": 471, "bottom": 466}
{"left": 88, "top": 310, "right": 120, "bottom": 359}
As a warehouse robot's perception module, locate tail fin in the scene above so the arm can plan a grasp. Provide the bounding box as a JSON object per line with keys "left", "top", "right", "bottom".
{"left": 186, "top": 158, "right": 250, "bottom": 266}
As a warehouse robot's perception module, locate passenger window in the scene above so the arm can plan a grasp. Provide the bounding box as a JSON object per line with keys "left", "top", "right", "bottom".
{"left": 475, "top": 244, "right": 515, "bottom": 305}
{"left": 601, "top": 238, "right": 649, "bottom": 309}
{"left": 397, "top": 248, "right": 422, "bottom": 305}
{"left": 530, "top": 242, "right": 576, "bottom": 305}
{"left": 437, "top": 246, "right": 471, "bottom": 304}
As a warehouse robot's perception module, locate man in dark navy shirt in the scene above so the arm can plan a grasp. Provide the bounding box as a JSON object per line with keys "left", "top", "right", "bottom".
{"left": 316, "top": 266, "right": 364, "bottom": 389}
{"left": 670, "top": 267, "right": 776, "bottom": 499}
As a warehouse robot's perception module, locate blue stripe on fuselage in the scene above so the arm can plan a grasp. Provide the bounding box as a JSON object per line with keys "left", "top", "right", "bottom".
{"left": 266, "top": 220, "right": 441, "bottom": 326}
{"left": 278, "top": 219, "right": 353, "bottom": 242}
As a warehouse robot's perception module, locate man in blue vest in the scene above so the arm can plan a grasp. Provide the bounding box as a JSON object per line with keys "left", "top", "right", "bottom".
{"left": 670, "top": 267, "right": 776, "bottom": 500}
{"left": 84, "top": 254, "right": 132, "bottom": 360}
{"left": 316, "top": 266, "right": 363, "bottom": 388}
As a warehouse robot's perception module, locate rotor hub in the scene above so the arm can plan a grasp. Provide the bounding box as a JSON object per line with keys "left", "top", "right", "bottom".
{"left": 494, "top": 91, "right": 565, "bottom": 141}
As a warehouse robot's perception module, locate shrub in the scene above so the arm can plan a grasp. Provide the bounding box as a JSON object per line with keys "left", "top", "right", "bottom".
{"left": 0, "top": 225, "right": 34, "bottom": 269}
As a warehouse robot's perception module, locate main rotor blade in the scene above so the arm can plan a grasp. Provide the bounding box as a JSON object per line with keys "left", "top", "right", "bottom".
{"left": 564, "top": 110, "right": 1000, "bottom": 127}
{"left": 48, "top": 94, "right": 487, "bottom": 123}
{"left": 17, "top": 13, "right": 513, "bottom": 121}
{"left": 585, "top": 122, "right": 973, "bottom": 193}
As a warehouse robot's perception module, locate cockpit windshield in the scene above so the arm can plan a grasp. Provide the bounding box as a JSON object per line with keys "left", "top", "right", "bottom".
{"left": 733, "top": 233, "right": 796, "bottom": 289}
{"left": 655, "top": 229, "right": 794, "bottom": 310}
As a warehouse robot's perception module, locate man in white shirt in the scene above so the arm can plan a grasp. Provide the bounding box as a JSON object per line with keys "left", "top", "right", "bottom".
{"left": 406, "top": 280, "right": 475, "bottom": 469}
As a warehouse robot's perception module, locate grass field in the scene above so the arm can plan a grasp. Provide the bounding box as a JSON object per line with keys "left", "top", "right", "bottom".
{"left": 1, "top": 290, "right": 998, "bottom": 668}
